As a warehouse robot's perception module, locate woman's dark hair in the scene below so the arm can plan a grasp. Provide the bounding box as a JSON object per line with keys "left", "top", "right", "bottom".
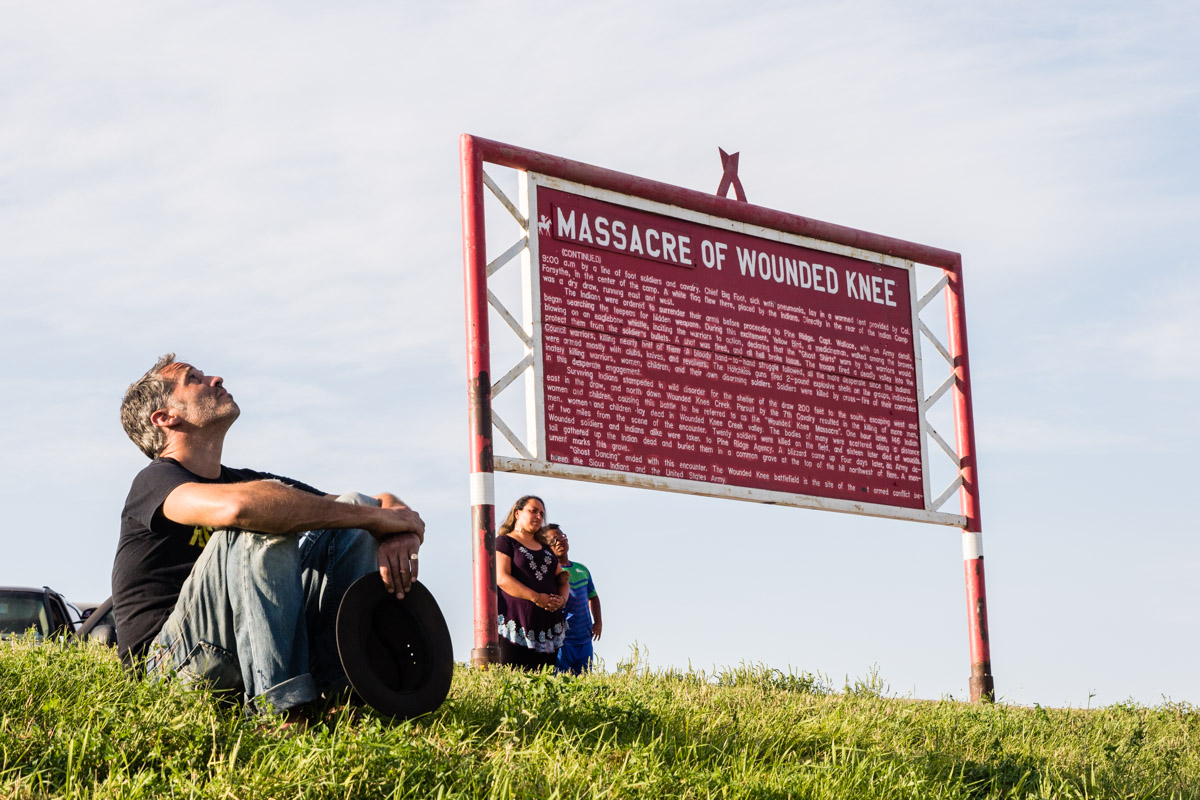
{"left": 497, "top": 495, "right": 545, "bottom": 538}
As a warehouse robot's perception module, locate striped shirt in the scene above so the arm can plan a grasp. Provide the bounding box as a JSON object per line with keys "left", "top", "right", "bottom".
{"left": 561, "top": 561, "right": 597, "bottom": 644}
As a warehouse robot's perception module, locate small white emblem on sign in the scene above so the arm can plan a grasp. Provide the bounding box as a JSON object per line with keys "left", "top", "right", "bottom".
{"left": 538, "top": 214, "right": 552, "bottom": 235}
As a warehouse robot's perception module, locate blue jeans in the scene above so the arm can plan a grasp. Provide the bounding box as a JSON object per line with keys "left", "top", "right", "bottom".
{"left": 556, "top": 640, "right": 594, "bottom": 675}
{"left": 145, "top": 492, "right": 380, "bottom": 715}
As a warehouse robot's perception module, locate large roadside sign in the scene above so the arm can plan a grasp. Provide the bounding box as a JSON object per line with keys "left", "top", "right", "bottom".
{"left": 460, "top": 135, "right": 991, "bottom": 700}
{"left": 534, "top": 182, "right": 929, "bottom": 517}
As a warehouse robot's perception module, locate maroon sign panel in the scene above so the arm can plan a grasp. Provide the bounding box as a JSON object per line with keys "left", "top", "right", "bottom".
{"left": 537, "top": 186, "right": 924, "bottom": 509}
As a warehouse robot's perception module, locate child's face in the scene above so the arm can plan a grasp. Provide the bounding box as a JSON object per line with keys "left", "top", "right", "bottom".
{"left": 547, "top": 530, "right": 569, "bottom": 558}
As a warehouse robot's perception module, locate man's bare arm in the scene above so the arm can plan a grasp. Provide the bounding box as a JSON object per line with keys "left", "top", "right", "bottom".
{"left": 162, "top": 480, "right": 424, "bottom": 541}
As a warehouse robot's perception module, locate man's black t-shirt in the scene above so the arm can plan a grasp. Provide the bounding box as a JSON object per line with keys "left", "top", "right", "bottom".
{"left": 112, "top": 458, "right": 322, "bottom": 662}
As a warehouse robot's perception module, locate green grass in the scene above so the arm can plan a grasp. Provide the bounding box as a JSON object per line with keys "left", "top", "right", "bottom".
{"left": 1, "top": 639, "right": 1197, "bottom": 799}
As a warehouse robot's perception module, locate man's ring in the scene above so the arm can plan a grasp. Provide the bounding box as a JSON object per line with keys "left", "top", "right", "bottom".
{"left": 409, "top": 553, "right": 419, "bottom": 561}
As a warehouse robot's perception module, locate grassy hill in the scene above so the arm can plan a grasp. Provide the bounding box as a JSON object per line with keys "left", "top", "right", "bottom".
{"left": 1, "top": 639, "right": 1197, "bottom": 799}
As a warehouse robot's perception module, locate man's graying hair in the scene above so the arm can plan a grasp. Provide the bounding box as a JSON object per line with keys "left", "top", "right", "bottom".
{"left": 120, "top": 352, "right": 178, "bottom": 459}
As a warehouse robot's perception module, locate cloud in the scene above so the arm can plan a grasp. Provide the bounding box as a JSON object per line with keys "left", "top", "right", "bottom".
{"left": 978, "top": 413, "right": 1143, "bottom": 455}
{"left": 1116, "top": 274, "right": 1200, "bottom": 380}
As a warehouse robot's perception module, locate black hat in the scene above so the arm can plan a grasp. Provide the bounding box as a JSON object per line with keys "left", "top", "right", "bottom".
{"left": 335, "top": 574, "right": 454, "bottom": 719}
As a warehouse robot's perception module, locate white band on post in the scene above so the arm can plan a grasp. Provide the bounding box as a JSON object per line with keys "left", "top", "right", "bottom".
{"left": 962, "top": 531, "right": 984, "bottom": 561}
{"left": 469, "top": 471, "right": 495, "bottom": 507}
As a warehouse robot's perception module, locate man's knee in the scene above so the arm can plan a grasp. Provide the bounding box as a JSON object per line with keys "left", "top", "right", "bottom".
{"left": 239, "top": 529, "right": 301, "bottom": 556}
{"left": 210, "top": 529, "right": 303, "bottom": 581}
{"left": 335, "top": 491, "right": 380, "bottom": 508}
{"left": 194, "top": 529, "right": 298, "bottom": 574}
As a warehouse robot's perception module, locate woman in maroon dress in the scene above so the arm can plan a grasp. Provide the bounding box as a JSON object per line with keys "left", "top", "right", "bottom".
{"left": 495, "top": 495, "right": 569, "bottom": 670}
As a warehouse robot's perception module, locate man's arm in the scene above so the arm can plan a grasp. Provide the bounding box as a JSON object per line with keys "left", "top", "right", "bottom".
{"left": 164, "top": 480, "right": 425, "bottom": 599}
{"left": 162, "top": 480, "right": 424, "bottom": 540}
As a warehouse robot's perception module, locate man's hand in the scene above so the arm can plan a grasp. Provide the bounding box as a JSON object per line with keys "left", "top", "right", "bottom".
{"left": 378, "top": 532, "right": 420, "bottom": 599}
{"left": 592, "top": 621, "right": 603, "bottom": 641}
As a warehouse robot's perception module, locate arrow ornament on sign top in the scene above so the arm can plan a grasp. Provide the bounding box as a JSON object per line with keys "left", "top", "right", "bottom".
{"left": 717, "top": 147, "right": 747, "bottom": 202}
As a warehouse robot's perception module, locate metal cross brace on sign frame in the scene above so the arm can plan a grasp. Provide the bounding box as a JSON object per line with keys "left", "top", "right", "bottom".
{"left": 460, "top": 134, "right": 993, "bottom": 702}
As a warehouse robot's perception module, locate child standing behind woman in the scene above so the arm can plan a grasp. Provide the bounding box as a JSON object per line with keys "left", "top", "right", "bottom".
{"left": 495, "top": 495, "right": 569, "bottom": 669}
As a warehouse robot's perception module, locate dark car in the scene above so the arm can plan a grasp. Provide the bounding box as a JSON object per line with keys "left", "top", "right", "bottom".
{"left": 0, "top": 586, "right": 81, "bottom": 640}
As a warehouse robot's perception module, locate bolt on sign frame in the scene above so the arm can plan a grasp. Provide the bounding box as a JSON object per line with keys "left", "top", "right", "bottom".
{"left": 460, "top": 134, "right": 993, "bottom": 702}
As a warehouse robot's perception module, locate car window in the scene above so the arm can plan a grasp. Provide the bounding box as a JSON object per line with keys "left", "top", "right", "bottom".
{"left": 0, "top": 594, "right": 50, "bottom": 638}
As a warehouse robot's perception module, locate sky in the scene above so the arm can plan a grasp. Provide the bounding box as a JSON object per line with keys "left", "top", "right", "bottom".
{"left": 2, "top": 1, "right": 1197, "bottom": 708}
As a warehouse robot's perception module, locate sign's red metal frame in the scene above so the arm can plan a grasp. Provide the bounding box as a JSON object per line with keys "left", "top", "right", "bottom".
{"left": 460, "top": 134, "right": 993, "bottom": 701}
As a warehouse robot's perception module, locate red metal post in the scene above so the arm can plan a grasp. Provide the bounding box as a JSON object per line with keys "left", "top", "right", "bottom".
{"left": 460, "top": 134, "right": 499, "bottom": 667}
{"left": 944, "top": 255, "right": 993, "bottom": 702}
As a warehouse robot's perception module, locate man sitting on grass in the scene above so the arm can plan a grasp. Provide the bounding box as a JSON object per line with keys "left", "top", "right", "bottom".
{"left": 113, "top": 353, "right": 425, "bottom": 722}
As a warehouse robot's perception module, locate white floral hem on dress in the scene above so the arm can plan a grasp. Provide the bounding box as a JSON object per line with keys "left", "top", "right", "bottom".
{"left": 498, "top": 615, "right": 566, "bottom": 654}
